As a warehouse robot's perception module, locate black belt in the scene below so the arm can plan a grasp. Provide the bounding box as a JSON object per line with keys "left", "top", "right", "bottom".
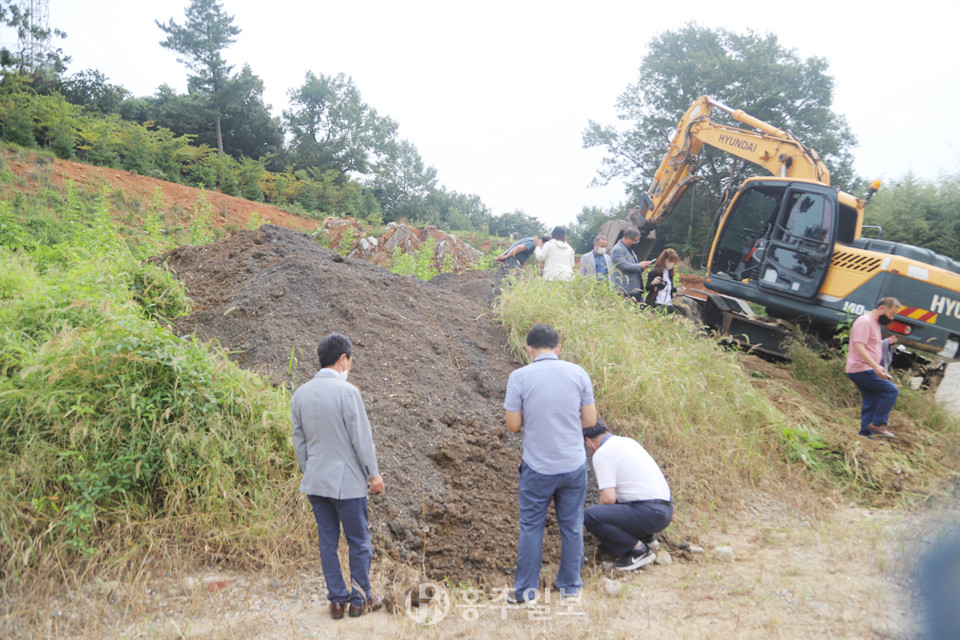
{"left": 621, "top": 499, "right": 672, "bottom": 506}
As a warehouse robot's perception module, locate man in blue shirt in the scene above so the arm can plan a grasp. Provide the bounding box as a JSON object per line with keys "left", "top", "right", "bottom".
{"left": 495, "top": 235, "right": 551, "bottom": 268}
{"left": 578, "top": 236, "right": 613, "bottom": 283}
{"left": 504, "top": 324, "right": 597, "bottom": 603}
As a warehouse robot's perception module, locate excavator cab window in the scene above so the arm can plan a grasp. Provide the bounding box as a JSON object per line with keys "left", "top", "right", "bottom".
{"left": 836, "top": 203, "right": 858, "bottom": 244}
{"left": 758, "top": 185, "right": 838, "bottom": 299}
{"left": 778, "top": 191, "right": 833, "bottom": 245}
{"left": 710, "top": 185, "right": 781, "bottom": 277}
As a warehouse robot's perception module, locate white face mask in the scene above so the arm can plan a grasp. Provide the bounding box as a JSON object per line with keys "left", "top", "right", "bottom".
{"left": 595, "top": 247, "right": 606, "bottom": 255}
{"left": 338, "top": 368, "right": 349, "bottom": 382}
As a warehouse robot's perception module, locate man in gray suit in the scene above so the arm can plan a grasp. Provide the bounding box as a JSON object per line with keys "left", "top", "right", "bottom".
{"left": 292, "top": 333, "right": 385, "bottom": 620}
{"left": 578, "top": 236, "right": 614, "bottom": 283}
{"left": 611, "top": 229, "right": 652, "bottom": 302}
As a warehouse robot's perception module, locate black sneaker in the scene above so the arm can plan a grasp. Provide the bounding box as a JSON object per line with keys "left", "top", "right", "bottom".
{"left": 614, "top": 544, "right": 656, "bottom": 571}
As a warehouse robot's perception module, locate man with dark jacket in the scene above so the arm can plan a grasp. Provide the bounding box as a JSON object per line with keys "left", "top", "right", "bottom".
{"left": 611, "top": 229, "right": 652, "bottom": 301}
{"left": 292, "top": 333, "right": 385, "bottom": 620}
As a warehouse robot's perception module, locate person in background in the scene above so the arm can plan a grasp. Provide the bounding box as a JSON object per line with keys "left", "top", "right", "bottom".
{"left": 611, "top": 229, "right": 652, "bottom": 302}
{"left": 645, "top": 248, "right": 680, "bottom": 308}
{"left": 495, "top": 234, "right": 552, "bottom": 269}
{"left": 578, "top": 236, "right": 613, "bottom": 283}
{"left": 845, "top": 297, "right": 901, "bottom": 438}
{"left": 582, "top": 419, "right": 672, "bottom": 571}
{"left": 534, "top": 226, "right": 576, "bottom": 281}
{"left": 292, "top": 333, "right": 385, "bottom": 620}
{"left": 504, "top": 324, "right": 597, "bottom": 604}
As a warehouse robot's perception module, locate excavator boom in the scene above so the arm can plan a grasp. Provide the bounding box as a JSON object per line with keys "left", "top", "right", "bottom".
{"left": 632, "top": 96, "right": 831, "bottom": 228}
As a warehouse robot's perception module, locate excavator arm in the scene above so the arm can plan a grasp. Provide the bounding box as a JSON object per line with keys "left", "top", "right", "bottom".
{"left": 629, "top": 96, "right": 832, "bottom": 229}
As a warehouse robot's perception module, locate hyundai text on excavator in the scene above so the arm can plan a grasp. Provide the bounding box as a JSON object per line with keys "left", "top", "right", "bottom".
{"left": 614, "top": 95, "right": 960, "bottom": 387}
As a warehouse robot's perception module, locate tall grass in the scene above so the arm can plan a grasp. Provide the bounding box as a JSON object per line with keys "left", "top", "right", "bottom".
{"left": 496, "top": 275, "right": 790, "bottom": 531}
{"left": 0, "top": 181, "right": 304, "bottom": 583}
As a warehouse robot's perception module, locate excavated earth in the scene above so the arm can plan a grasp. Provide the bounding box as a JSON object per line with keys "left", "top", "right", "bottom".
{"left": 157, "top": 225, "right": 561, "bottom": 583}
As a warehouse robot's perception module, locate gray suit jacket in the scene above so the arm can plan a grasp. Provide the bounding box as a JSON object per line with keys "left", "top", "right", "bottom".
{"left": 578, "top": 250, "right": 614, "bottom": 283}
{"left": 292, "top": 369, "right": 379, "bottom": 499}
{"left": 611, "top": 240, "right": 646, "bottom": 295}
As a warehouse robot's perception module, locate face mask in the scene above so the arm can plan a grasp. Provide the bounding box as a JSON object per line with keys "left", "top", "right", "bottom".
{"left": 878, "top": 314, "right": 892, "bottom": 326}
{"left": 595, "top": 248, "right": 606, "bottom": 255}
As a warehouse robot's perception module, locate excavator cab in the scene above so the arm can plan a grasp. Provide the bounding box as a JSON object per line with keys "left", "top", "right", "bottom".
{"left": 707, "top": 178, "right": 839, "bottom": 301}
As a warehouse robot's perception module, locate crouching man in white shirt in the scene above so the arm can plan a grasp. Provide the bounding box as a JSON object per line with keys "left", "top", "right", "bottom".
{"left": 583, "top": 419, "right": 672, "bottom": 571}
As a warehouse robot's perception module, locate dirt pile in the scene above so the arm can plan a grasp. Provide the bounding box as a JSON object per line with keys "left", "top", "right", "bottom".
{"left": 320, "top": 217, "right": 483, "bottom": 272}
{"left": 157, "top": 225, "right": 552, "bottom": 582}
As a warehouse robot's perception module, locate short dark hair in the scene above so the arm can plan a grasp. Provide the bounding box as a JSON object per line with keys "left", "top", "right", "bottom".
{"left": 551, "top": 226, "right": 567, "bottom": 242}
{"left": 593, "top": 236, "right": 606, "bottom": 247}
{"left": 623, "top": 228, "right": 641, "bottom": 241}
{"left": 540, "top": 235, "right": 552, "bottom": 243}
{"left": 317, "top": 332, "right": 353, "bottom": 368}
{"left": 526, "top": 324, "right": 559, "bottom": 349}
{"left": 582, "top": 418, "right": 609, "bottom": 440}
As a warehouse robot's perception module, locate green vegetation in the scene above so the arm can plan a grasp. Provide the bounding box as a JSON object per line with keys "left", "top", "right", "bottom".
{"left": 389, "top": 237, "right": 455, "bottom": 281}
{"left": 0, "top": 181, "right": 298, "bottom": 579}
{"left": 496, "top": 275, "right": 960, "bottom": 527}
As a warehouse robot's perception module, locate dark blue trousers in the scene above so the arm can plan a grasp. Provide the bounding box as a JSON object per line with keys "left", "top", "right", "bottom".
{"left": 584, "top": 501, "right": 673, "bottom": 557}
{"left": 515, "top": 461, "right": 587, "bottom": 601}
{"left": 307, "top": 494, "right": 372, "bottom": 607}
{"left": 846, "top": 370, "right": 899, "bottom": 435}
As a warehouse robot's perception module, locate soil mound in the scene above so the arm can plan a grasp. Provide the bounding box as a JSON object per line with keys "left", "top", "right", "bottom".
{"left": 157, "top": 225, "right": 550, "bottom": 581}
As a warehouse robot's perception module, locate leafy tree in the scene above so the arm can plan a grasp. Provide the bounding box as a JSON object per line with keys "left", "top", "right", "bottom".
{"left": 369, "top": 139, "right": 437, "bottom": 222}
{"left": 583, "top": 24, "right": 858, "bottom": 258}
{"left": 59, "top": 69, "right": 131, "bottom": 114}
{"left": 217, "top": 64, "right": 283, "bottom": 161}
{"left": 426, "top": 188, "right": 492, "bottom": 232}
{"left": 142, "top": 66, "right": 282, "bottom": 162}
{"left": 284, "top": 71, "right": 398, "bottom": 177}
{"left": 488, "top": 209, "right": 546, "bottom": 239}
{"left": 567, "top": 204, "right": 627, "bottom": 253}
{"left": 156, "top": 0, "right": 240, "bottom": 154}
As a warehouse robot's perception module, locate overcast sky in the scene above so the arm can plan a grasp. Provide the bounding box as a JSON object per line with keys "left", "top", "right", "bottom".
{"left": 16, "top": 1, "right": 960, "bottom": 227}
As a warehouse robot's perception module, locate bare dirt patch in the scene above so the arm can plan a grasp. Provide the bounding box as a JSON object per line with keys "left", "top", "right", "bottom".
{"left": 0, "top": 146, "right": 315, "bottom": 232}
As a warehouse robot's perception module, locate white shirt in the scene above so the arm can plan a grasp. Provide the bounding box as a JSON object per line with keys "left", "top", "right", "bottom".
{"left": 591, "top": 435, "right": 671, "bottom": 502}
{"left": 655, "top": 273, "right": 673, "bottom": 305}
{"left": 534, "top": 240, "right": 575, "bottom": 281}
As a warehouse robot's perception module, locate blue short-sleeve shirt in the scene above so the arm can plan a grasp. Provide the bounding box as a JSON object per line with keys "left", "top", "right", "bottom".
{"left": 504, "top": 237, "right": 536, "bottom": 267}
{"left": 504, "top": 353, "right": 595, "bottom": 474}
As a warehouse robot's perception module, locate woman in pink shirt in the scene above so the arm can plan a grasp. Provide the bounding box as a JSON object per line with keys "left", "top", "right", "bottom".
{"left": 845, "top": 297, "right": 901, "bottom": 438}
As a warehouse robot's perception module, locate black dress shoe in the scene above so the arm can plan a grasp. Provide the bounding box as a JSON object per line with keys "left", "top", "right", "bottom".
{"left": 349, "top": 594, "right": 383, "bottom": 617}
{"left": 330, "top": 601, "right": 345, "bottom": 620}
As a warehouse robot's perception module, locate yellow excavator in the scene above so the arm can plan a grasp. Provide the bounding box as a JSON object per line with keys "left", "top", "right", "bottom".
{"left": 618, "top": 95, "right": 960, "bottom": 386}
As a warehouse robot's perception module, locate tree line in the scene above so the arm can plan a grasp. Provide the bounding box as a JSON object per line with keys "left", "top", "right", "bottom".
{"left": 0, "top": 0, "right": 545, "bottom": 237}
